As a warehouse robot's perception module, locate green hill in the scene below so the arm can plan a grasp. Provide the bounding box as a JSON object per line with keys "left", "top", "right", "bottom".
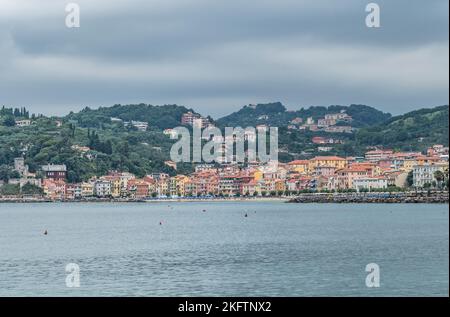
{"left": 276, "top": 105, "right": 448, "bottom": 160}
{"left": 216, "top": 102, "right": 391, "bottom": 128}
{"left": 0, "top": 106, "right": 187, "bottom": 183}
{"left": 354, "top": 105, "right": 449, "bottom": 151}
{"left": 66, "top": 103, "right": 198, "bottom": 130}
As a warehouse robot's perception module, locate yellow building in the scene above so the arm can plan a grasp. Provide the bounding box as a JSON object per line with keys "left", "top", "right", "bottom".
{"left": 402, "top": 159, "right": 418, "bottom": 171}
{"left": 253, "top": 170, "right": 263, "bottom": 181}
{"left": 170, "top": 175, "right": 189, "bottom": 197}
{"left": 373, "top": 166, "right": 384, "bottom": 176}
{"left": 81, "top": 182, "right": 94, "bottom": 197}
{"left": 110, "top": 178, "right": 121, "bottom": 198}
{"left": 180, "top": 175, "right": 191, "bottom": 197}
{"left": 416, "top": 156, "right": 441, "bottom": 166}
{"left": 309, "top": 156, "right": 347, "bottom": 171}
{"left": 147, "top": 181, "right": 156, "bottom": 195}
{"left": 275, "top": 179, "right": 286, "bottom": 192}
{"left": 156, "top": 178, "right": 169, "bottom": 196}
{"left": 287, "top": 160, "right": 309, "bottom": 174}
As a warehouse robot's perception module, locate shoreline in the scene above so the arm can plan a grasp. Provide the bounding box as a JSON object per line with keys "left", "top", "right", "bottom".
{"left": 0, "top": 197, "right": 289, "bottom": 204}
{"left": 0, "top": 192, "right": 448, "bottom": 204}
{"left": 288, "top": 191, "right": 449, "bottom": 204}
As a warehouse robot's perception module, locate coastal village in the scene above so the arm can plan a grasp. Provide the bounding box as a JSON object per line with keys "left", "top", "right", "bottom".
{"left": 0, "top": 109, "right": 449, "bottom": 201}
{"left": 0, "top": 144, "right": 448, "bottom": 201}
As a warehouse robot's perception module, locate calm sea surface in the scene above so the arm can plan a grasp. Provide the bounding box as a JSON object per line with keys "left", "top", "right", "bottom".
{"left": 0, "top": 202, "right": 448, "bottom": 296}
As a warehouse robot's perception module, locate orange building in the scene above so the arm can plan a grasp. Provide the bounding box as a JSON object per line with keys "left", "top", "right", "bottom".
{"left": 335, "top": 167, "right": 372, "bottom": 189}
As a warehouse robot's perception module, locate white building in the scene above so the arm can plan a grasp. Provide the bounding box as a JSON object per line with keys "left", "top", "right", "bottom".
{"left": 74, "top": 184, "right": 82, "bottom": 199}
{"left": 318, "top": 146, "right": 333, "bottom": 152}
{"left": 256, "top": 124, "right": 269, "bottom": 132}
{"left": 413, "top": 163, "right": 448, "bottom": 188}
{"left": 8, "top": 178, "right": 42, "bottom": 189}
{"left": 324, "top": 126, "right": 353, "bottom": 134}
{"left": 94, "top": 180, "right": 112, "bottom": 197}
{"left": 353, "top": 177, "right": 388, "bottom": 191}
{"left": 15, "top": 120, "right": 31, "bottom": 127}
{"left": 124, "top": 121, "right": 148, "bottom": 131}
{"left": 365, "top": 150, "right": 394, "bottom": 162}
{"left": 163, "top": 129, "right": 178, "bottom": 139}
{"left": 131, "top": 121, "right": 148, "bottom": 131}
{"left": 325, "top": 112, "right": 352, "bottom": 122}
{"left": 195, "top": 164, "right": 216, "bottom": 173}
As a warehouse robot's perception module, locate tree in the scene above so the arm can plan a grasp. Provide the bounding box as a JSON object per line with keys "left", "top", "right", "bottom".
{"left": 434, "top": 171, "right": 445, "bottom": 189}
{"left": 406, "top": 171, "right": 414, "bottom": 187}
{"left": 21, "top": 183, "right": 43, "bottom": 195}
{"left": 10, "top": 171, "right": 20, "bottom": 179}
{"left": 2, "top": 116, "right": 16, "bottom": 127}
{"left": 0, "top": 169, "right": 9, "bottom": 182}
{"left": 0, "top": 165, "right": 14, "bottom": 182}
{"left": 0, "top": 184, "right": 20, "bottom": 196}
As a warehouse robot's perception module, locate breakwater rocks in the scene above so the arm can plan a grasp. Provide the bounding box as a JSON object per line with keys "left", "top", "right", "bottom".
{"left": 288, "top": 191, "right": 449, "bottom": 204}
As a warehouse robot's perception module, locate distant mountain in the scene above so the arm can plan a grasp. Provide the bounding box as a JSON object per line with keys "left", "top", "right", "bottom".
{"left": 216, "top": 102, "right": 391, "bottom": 128}
{"left": 66, "top": 103, "right": 198, "bottom": 130}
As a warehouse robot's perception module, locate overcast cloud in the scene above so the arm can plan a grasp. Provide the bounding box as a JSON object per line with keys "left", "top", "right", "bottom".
{"left": 0, "top": 0, "right": 448, "bottom": 117}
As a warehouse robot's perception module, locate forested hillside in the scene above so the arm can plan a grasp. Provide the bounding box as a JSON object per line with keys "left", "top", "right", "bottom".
{"left": 216, "top": 102, "right": 391, "bottom": 128}
{"left": 66, "top": 103, "right": 200, "bottom": 130}
{"left": 354, "top": 105, "right": 449, "bottom": 151}
{"left": 0, "top": 113, "right": 184, "bottom": 183}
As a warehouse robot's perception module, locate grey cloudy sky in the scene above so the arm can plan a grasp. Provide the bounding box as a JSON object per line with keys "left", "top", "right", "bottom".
{"left": 0, "top": 0, "right": 448, "bottom": 118}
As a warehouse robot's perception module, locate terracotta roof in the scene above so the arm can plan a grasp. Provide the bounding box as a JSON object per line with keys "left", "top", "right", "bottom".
{"left": 288, "top": 160, "right": 309, "bottom": 165}
{"left": 337, "top": 167, "right": 371, "bottom": 173}
{"left": 312, "top": 156, "right": 346, "bottom": 161}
